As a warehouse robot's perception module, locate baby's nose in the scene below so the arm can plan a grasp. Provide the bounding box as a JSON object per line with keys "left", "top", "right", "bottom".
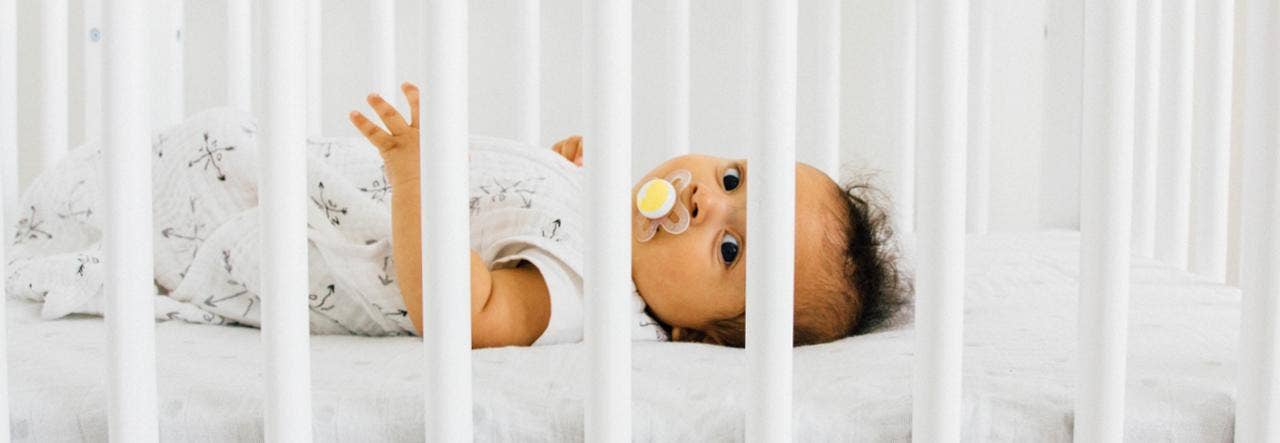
{"left": 689, "top": 183, "right": 728, "bottom": 225}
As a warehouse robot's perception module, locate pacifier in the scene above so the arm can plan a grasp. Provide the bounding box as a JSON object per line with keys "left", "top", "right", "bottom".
{"left": 635, "top": 169, "right": 692, "bottom": 242}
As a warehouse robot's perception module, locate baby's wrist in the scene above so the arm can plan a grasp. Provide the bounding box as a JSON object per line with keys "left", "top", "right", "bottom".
{"left": 382, "top": 173, "right": 418, "bottom": 192}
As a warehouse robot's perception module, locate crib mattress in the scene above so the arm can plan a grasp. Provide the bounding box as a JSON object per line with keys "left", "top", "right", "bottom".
{"left": 5, "top": 231, "right": 1239, "bottom": 441}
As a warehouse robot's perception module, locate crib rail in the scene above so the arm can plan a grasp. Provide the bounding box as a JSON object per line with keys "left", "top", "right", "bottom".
{"left": 648, "top": 0, "right": 689, "bottom": 162}
{"left": 421, "top": 0, "right": 473, "bottom": 440}
{"left": 1155, "top": 0, "right": 1194, "bottom": 271}
{"left": 227, "top": 0, "right": 251, "bottom": 113}
{"left": 515, "top": 0, "right": 541, "bottom": 146}
{"left": 83, "top": 0, "right": 101, "bottom": 143}
{"left": 805, "top": 0, "right": 841, "bottom": 180}
{"left": 260, "top": 0, "right": 314, "bottom": 440}
{"left": 582, "top": 0, "right": 633, "bottom": 439}
{"left": 912, "top": 1, "right": 968, "bottom": 438}
{"left": 0, "top": 0, "right": 13, "bottom": 227}
{"left": 1, "top": 0, "right": 1278, "bottom": 441}
{"left": 894, "top": 1, "right": 917, "bottom": 238}
{"left": 1077, "top": 1, "right": 1136, "bottom": 440}
{"left": 307, "top": 0, "right": 322, "bottom": 136}
{"left": 965, "top": 0, "right": 990, "bottom": 235}
{"left": 1131, "top": 0, "right": 1160, "bottom": 259}
{"left": 38, "top": 1, "right": 67, "bottom": 172}
{"left": 370, "top": 0, "right": 396, "bottom": 108}
{"left": 1235, "top": 0, "right": 1280, "bottom": 438}
{"left": 1187, "top": 0, "right": 1234, "bottom": 283}
{"left": 744, "top": 0, "right": 797, "bottom": 440}
{"left": 100, "top": 0, "right": 160, "bottom": 439}
{"left": 0, "top": 0, "right": 12, "bottom": 439}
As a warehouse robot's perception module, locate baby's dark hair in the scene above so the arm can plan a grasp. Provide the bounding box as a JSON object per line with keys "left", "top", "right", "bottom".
{"left": 835, "top": 179, "right": 909, "bottom": 337}
{"left": 668, "top": 174, "right": 909, "bottom": 347}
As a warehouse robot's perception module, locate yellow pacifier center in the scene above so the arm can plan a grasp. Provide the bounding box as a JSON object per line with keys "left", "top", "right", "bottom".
{"left": 637, "top": 178, "right": 677, "bottom": 219}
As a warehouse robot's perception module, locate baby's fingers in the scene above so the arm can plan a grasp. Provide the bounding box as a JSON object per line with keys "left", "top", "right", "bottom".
{"left": 402, "top": 82, "right": 420, "bottom": 129}
{"left": 367, "top": 93, "right": 410, "bottom": 134}
{"left": 349, "top": 111, "right": 394, "bottom": 150}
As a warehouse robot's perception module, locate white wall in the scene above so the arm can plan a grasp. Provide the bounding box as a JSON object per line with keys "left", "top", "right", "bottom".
{"left": 10, "top": 0, "right": 1059, "bottom": 230}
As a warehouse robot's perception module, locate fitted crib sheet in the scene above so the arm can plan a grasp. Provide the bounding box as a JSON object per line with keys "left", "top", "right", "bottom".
{"left": 4, "top": 231, "right": 1239, "bottom": 441}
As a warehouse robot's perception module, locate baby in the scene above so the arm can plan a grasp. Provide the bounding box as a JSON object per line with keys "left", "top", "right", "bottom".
{"left": 350, "top": 82, "right": 906, "bottom": 348}
{"left": 4, "top": 83, "right": 903, "bottom": 346}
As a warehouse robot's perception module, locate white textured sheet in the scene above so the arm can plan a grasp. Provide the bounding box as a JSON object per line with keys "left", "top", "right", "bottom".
{"left": 5, "top": 231, "right": 1239, "bottom": 441}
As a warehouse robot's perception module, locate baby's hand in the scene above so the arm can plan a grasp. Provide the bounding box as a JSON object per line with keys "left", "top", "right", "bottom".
{"left": 551, "top": 135, "right": 584, "bottom": 167}
{"left": 349, "top": 82, "right": 421, "bottom": 158}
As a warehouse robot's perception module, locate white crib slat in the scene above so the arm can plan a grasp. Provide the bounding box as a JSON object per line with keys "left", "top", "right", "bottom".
{"left": 0, "top": 0, "right": 13, "bottom": 437}
{"left": 102, "top": 0, "right": 160, "bottom": 440}
{"left": 897, "top": 0, "right": 917, "bottom": 234}
{"left": 2, "top": 0, "right": 17, "bottom": 229}
{"left": 515, "top": 0, "right": 541, "bottom": 146}
{"left": 166, "top": 0, "right": 184, "bottom": 123}
{"left": 1154, "top": 0, "right": 1193, "bottom": 270}
{"left": 422, "top": 0, "right": 472, "bottom": 441}
{"left": 260, "top": 0, "right": 313, "bottom": 440}
{"left": 227, "top": 0, "right": 251, "bottom": 112}
{"left": 651, "top": 0, "right": 688, "bottom": 159}
{"left": 1235, "top": 0, "right": 1280, "bottom": 439}
{"left": 0, "top": 161, "right": 7, "bottom": 443}
{"left": 746, "top": 0, "right": 796, "bottom": 441}
{"left": 150, "top": 0, "right": 184, "bottom": 128}
{"left": 1188, "top": 0, "right": 1234, "bottom": 283}
{"left": 913, "top": 0, "right": 967, "bottom": 440}
{"left": 1077, "top": 0, "right": 1136, "bottom": 441}
{"left": 306, "top": 0, "right": 322, "bottom": 136}
{"left": 1132, "top": 0, "right": 1161, "bottom": 258}
{"left": 40, "top": 0, "right": 68, "bottom": 170}
{"left": 370, "top": 0, "right": 396, "bottom": 106}
{"left": 965, "top": 0, "right": 990, "bottom": 234}
{"left": 583, "top": 0, "right": 632, "bottom": 440}
{"left": 809, "top": 0, "right": 840, "bottom": 179}
{"left": 84, "top": 0, "right": 103, "bottom": 144}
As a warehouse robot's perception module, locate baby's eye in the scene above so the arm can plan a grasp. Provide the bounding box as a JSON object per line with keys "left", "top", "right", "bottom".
{"left": 722, "top": 167, "right": 741, "bottom": 191}
{"left": 720, "top": 232, "right": 740, "bottom": 265}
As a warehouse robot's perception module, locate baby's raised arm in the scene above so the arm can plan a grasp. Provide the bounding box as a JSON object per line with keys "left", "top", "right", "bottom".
{"left": 551, "top": 135, "right": 584, "bottom": 166}
{"left": 348, "top": 83, "right": 551, "bottom": 347}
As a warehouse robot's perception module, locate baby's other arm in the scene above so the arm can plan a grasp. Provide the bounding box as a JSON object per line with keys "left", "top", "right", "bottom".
{"left": 348, "top": 82, "right": 551, "bottom": 347}
{"left": 551, "top": 135, "right": 584, "bottom": 166}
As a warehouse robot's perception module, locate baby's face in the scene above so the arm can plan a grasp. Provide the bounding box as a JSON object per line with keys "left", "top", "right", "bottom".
{"left": 631, "top": 154, "right": 839, "bottom": 335}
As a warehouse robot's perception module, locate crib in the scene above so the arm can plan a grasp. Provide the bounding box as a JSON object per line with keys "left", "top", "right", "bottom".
{"left": 1, "top": 0, "right": 1278, "bottom": 441}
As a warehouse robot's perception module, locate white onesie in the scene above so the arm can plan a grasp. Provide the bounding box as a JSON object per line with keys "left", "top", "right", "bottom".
{"left": 466, "top": 136, "right": 668, "bottom": 344}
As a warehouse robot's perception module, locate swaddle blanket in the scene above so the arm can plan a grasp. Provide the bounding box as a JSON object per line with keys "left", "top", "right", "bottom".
{"left": 5, "top": 108, "right": 414, "bottom": 335}
{"left": 5, "top": 107, "right": 668, "bottom": 342}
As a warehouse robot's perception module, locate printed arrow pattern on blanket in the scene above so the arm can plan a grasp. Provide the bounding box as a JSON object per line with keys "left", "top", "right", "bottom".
{"left": 369, "top": 301, "right": 410, "bottom": 319}
{"left": 161, "top": 197, "right": 207, "bottom": 278}
{"left": 477, "top": 176, "right": 545, "bottom": 210}
{"left": 311, "top": 138, "right": 340, "bottom": 158}
{"left": 188, "top": 132, "right": 235, "bottom": 181}
{"left": 311, "top": 181, "right": 349, "bottom": 226}
{"left": 14, "top": 206, "right": 53, "bottom": 245}
{"left": 74, "top": 254, "right": 99, "bottom": 277}
{"left": 358, "top": 165, "right": 393, "bottom": 203}
{"left": 53, "top": 180, "right": 93, "bottom": 222}
{"left": 309, "top": 284, "right": 337, "bottom": 312}
{"left": 200, "top": 249, "right": 257, "bottom": 318}
{"left": 378, "top": 255, "right": 395, "bottom": 286}
{"left": 541, "top": 219, "right": 562, "bottom": 242}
